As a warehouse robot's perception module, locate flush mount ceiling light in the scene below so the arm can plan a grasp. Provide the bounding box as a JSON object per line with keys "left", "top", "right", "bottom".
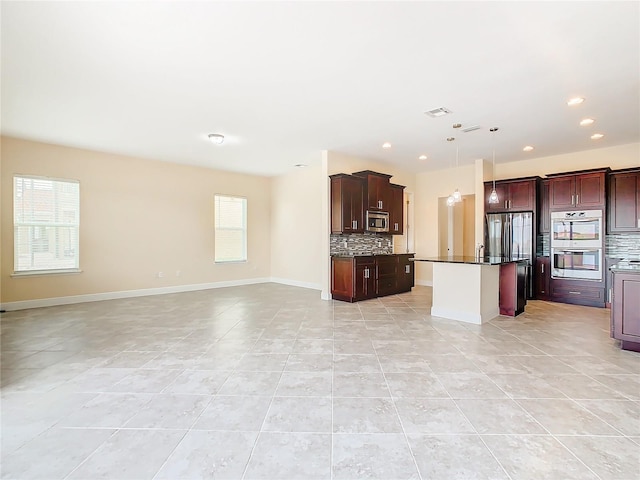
{"left": 523, "top": 145, "right": 534, "bottom": 152}
{"left": 418, "top": 155, "right": 427, "bottom": 161}
{"left": 567, "top": 97, "right": 585, "bottom": 106}
{"left": 424, "top": 107, "right": 452, "bottom": 118}
{"left": 591, "top": 133, "right": 604, "bottom": 140}
{"left": 382, "top": 142, "right": 392, "bottom": 149}
{"left": 208, "top": 133, "right": 225, "bottom": 145}
{"left": 580, "top": 118, "right": 595, "bottom": 126}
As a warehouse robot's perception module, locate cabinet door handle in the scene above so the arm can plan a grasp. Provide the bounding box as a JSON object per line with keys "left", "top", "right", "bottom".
{"left": 395, "top": 222, "right": 399, "bottom": 231}
{"left": 637, "top": 218, "right": 640, "bottom": 228}
{"left": 405, "top": 265, "right": 410, "bottom": 273}
{"left": 569, "top": 291, "right": 581, "bottom": 295}
{"left": 576, "top": 194, "right": 579, "bottom": 205}
{"left": 505, "top": 200, "right": 508, "bottom": 209}
{"left": 541, "top": 264, "right": 544, "bottom": 273}
{"left": 571, "top": 194, "right": 575, "bottom": 205}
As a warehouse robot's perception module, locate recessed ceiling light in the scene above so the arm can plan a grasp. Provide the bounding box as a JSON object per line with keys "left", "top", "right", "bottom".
{"left": 418, "top": 155, "right": 427, "bottom": 160}
{"left": 591, "top": 133, "right": 604, "bottom": 140}
{"left": 208, "top": 133, "right": 224, "bottom": 144}
{"left": 294, "top": 164, "right": 307, "bottom": 168}
{"left": 580, "top": 118, "right": 595, "bottom": 126}
{"left": 567, "top": 97, "right": 585, "bottom": 106}
{"left": 382, "top": 142, "right": 392, "bottom": 149}
{"left": 523, "top": 146, "right": 534, "bottom": 152}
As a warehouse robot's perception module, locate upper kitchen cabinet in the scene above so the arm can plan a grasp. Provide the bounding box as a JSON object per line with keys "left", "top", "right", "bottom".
{"left": 538, "top": 179, "right": 551, "bottom": 234}
{"left": 330, "top": 174, "right": 364, "bottom": 234}
{"left": 389, "top": 183, "right": 405, "bottom": 234}
{"left": 547, "top": 169, "right": 608, "bottom": 210}
{"left": 608, "top": 168, "right": 640, "bottom": 233}
{"left": 484, "top": 177, "right": 539, "bottom": 213}
{"left": 353, "top": 170, "right": 392, "bottom": 211}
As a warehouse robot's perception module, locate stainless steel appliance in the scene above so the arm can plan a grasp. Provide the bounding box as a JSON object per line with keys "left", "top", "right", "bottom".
{"left": 550, "top": 210, "right": 603, "bottom": 281}
{"left": 551, "top": 248, "right": 602, "bottom": 280}
{"left": 551, "top": 210, "right": 602, "bottom": 248}
{"left": 366, "top": 211, "right": 389, "bottom": 233}
{"left": 484, "top": 212, "right": 534, "bottom": 298}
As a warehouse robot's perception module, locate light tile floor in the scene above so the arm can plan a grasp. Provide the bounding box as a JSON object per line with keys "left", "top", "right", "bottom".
{"left": 1, "top": 284, "right": 639, "bottom": 479}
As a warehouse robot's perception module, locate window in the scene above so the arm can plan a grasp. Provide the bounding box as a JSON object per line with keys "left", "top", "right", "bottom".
{"left": 14, "top": 176, "right": 80, "bottom": 273}
{"left": 214, "top": 195, "right": 247, "bottom": 262}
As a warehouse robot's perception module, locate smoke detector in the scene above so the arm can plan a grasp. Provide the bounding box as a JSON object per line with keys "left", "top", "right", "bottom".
{"left": 424, "top": 107, "right": 452, "bottom": 118}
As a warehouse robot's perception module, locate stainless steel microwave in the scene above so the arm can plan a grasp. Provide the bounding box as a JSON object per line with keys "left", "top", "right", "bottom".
{"left": 366, "top": 211, "right": 389, "bottom": 233}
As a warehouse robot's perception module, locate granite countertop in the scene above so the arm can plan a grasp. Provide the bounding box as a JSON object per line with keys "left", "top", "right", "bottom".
{"left": 411, "top": 256, "right": 528, "bottom": 266}
{"left": 610, "top": 261, "right": 640, "bottom": 273}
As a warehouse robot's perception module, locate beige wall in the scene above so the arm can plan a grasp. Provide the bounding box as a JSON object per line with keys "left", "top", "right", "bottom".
{"left": 270, "top": 161, "right": 323, "bottom": 289}
{"left": 1, "top": 136, "right": 272, "bottom": 305}
{"left": 413, "top": 142, "right": 640, "bottom": 285}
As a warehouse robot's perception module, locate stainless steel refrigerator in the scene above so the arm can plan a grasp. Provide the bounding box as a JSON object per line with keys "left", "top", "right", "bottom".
{"left": 484, "top": 212, "right": 534, "bottom": 298}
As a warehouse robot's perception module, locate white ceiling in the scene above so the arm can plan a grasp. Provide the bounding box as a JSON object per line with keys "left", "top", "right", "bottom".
{"left": 2, "top": 1, "right": 639, "bottom": 177}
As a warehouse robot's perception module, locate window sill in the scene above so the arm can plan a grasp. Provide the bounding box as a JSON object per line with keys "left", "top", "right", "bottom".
{"left": 214, "top": 260, "right": 248, "bottom": 264}
{"left": 11, "top": 269, "right": 83, "bottom": 278}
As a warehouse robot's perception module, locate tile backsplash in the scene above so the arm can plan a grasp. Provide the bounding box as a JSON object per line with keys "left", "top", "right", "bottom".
{"left": 606, "top": 233, "right": 640, "bottom": 260}
{"left": 330, "top": 233, "right": 393, "bottom": 256}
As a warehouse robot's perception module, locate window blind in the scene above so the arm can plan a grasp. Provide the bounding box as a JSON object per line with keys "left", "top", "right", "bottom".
{"left": 14, "top": 176, "right": 80, "bottom": 272}
{"left": 214, "top": 195, "right": 247, "bottom": 262}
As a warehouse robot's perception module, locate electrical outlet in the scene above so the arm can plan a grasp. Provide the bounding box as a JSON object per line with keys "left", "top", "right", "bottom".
{"left": 156, "top": 272, "right": 164, "bottom": 278}
{"left": 175, "top": 270, "right": 181, "bottom": 277}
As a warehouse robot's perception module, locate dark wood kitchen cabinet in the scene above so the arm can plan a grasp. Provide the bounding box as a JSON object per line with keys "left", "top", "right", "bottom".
{"left": 534, "top": 256, "right": 551, "bottom": 300}
{"left": 375, "top": 255, "right": 397, "bottom": 297}
{"left": 611, "top": 269, "right": 640, "bottom": 352}
{"left": 538, "top": 179, "right": 550, "bottom": 234}
{"left": 396, "top": 254, "right": 415, "bottom": 293}
{"left": 484, "top": 177, "right": 538, "bottom": 213}
{"left": 331, "top": 256, "right": 375, "bottom": 302}
{"left": 550, "top": 278, "right": 605, "bottom": 308}
{"left": 331, "top": 254, "right": 415, "bottom": 302}
{"left": 608, "top": 168, "right": 640, "bottom": 233}
{"left": 548, "top": 169, "right": 608, "bottom": 210}
{"left": 389, "top": 183, "right": 405, "bottom": 234}
{"left": 353, "top": 170, "right": 392, "bottom": 212}
{"left": 330, "top": 174, "right": 364, "bottom": 234}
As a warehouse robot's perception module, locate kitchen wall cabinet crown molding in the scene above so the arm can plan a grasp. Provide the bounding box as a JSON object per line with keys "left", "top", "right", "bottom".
{"left": 607, "top": 168, "right": 640, "bottom": 234}
{"left": 546, "top": 168, "right": 609, "bottom": 210}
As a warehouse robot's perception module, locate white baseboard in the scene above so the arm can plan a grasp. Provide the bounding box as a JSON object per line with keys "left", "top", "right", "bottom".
{"left": 0, "top": 277, "right": 328, "bottom": 312}
{"left": 415, "top": 279, "right": 433, "bottom": 287}
{"left": 0, "top": 277, "right": 274, "bottom": 312}
{"left": 269, "top": 277, "right": 322, "bottom": 291}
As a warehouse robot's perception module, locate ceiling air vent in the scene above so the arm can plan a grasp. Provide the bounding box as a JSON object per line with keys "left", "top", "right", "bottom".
{"left": 424, "top": 107, "right": 452, "bottom": 118}
{"left": 461, "top": 125, "right": 481, "bottom": 133}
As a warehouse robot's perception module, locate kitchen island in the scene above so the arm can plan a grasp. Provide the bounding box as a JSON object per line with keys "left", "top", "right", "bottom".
{"left": 610, "top": 261, "right": 640, "bottom": 352}
{"left": 412, "top": 256, "right": 527, "bottom": 324}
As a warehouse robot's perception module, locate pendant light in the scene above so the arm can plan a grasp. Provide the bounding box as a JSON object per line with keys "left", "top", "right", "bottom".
{"left": 446, "top": 137, "right": 456, "bottom": 206}
{"left": 452, "top": 144, "right": 462, "bottom": 203}
{"left": 488, "top": 127, "right": 500, "bottom": 204}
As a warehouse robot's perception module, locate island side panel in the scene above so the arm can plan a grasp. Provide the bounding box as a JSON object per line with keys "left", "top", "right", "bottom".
{"left": 431, "top": 262, "right": 499, "bottom": 324}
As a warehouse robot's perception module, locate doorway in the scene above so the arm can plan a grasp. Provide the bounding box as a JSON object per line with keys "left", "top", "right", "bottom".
{"left": 438, "top": 194, "right": 476, "bottom": 257}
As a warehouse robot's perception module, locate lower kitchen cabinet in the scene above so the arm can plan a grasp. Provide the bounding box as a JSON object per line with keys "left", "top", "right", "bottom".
{"left": 499, "top": 261, "right": 527, "bottom": 316}
{"left": 534, "top": 256, "right": 550, "bottom": 300}
{"left": 397, "top": 254, "right": 415, "bottom": 293}
{"left": 331, "top": 254, "right": 415, "bottom": 302}
{"left": 331, "top": 256, "right": 375, "bottom": 302}
{"left": 611, "top": 268, "right": 640, "bottom": 352}
{"left": 550, "top": 278, "right": 605, "bottom": 308}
